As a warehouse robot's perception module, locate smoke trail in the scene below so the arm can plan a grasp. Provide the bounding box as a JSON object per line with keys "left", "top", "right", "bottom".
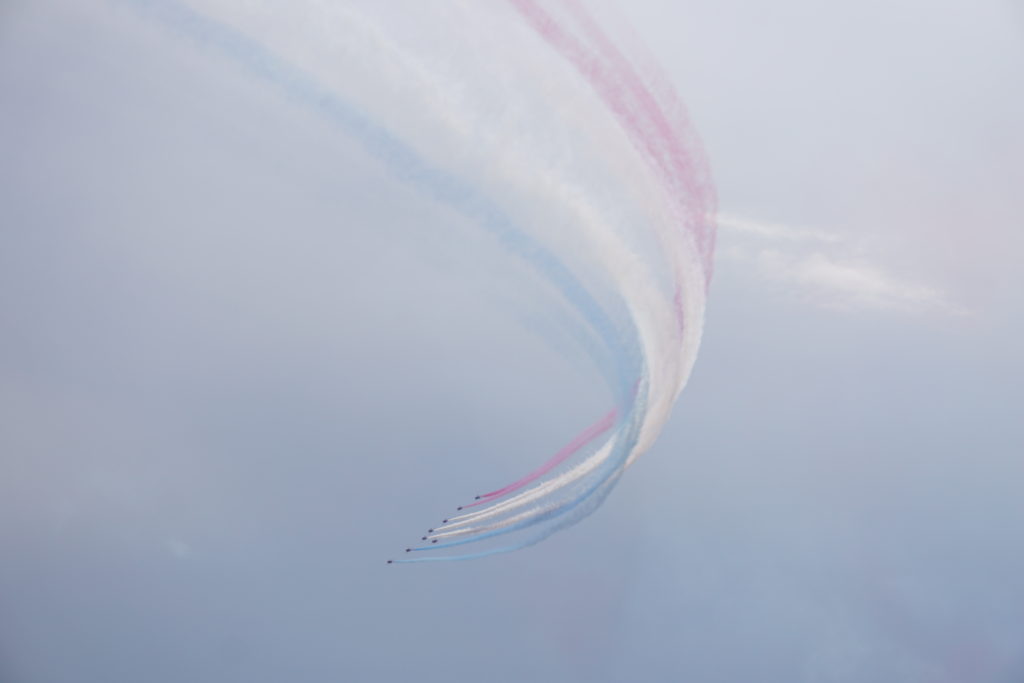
{"left": 406, "top": 1, "right": 717, "bottom": 560}
{"left": 128, "top": 0, "right": 714, "bottom": 561}
{"left": 464, "top": 408, "right": 618, "bottom": 509}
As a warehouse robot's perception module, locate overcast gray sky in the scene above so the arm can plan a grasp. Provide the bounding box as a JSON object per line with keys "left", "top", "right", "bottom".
{"left": 2, "top": 1, "right": 1023, "bottom": 682}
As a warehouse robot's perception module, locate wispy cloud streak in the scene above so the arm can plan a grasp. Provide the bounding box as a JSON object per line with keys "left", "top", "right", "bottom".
{"left": 718, "top": 213, "right": 963, "bottom": 314}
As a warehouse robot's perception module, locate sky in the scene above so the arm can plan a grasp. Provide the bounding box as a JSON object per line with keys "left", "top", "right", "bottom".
{"left": 1, "top": 1, "right": 1023, "bottom": 682}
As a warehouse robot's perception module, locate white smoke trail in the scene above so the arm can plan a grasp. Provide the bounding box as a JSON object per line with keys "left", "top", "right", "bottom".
{"left": 132, "top": 0, "right": 714, "bottom": 560}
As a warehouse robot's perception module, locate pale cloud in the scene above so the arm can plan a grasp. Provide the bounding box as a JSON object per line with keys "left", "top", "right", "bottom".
{"left": 717, "top": 214, "right": 965, "bottom": 315}
{"left": 756, "top": 249, "right": 964, "bottom": 314}
{"left": 165, "top": 538, "right": 194, "bottom": 560}
{"left": 717, "top": 213, "right": 841, "bottom": 244}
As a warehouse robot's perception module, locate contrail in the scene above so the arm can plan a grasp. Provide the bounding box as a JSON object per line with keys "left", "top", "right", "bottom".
{"left": 129, "top": 0, "right": 715, "bottom": 561}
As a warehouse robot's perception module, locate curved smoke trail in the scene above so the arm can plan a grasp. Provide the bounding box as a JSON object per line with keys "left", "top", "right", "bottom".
{"left": 130, "top": 0, "right": 715, "bottom": 561}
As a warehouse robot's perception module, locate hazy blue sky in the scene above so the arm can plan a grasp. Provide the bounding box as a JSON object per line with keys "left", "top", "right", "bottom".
{"left": 2, "top": 2, "right": 1023, "bottom": 682}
